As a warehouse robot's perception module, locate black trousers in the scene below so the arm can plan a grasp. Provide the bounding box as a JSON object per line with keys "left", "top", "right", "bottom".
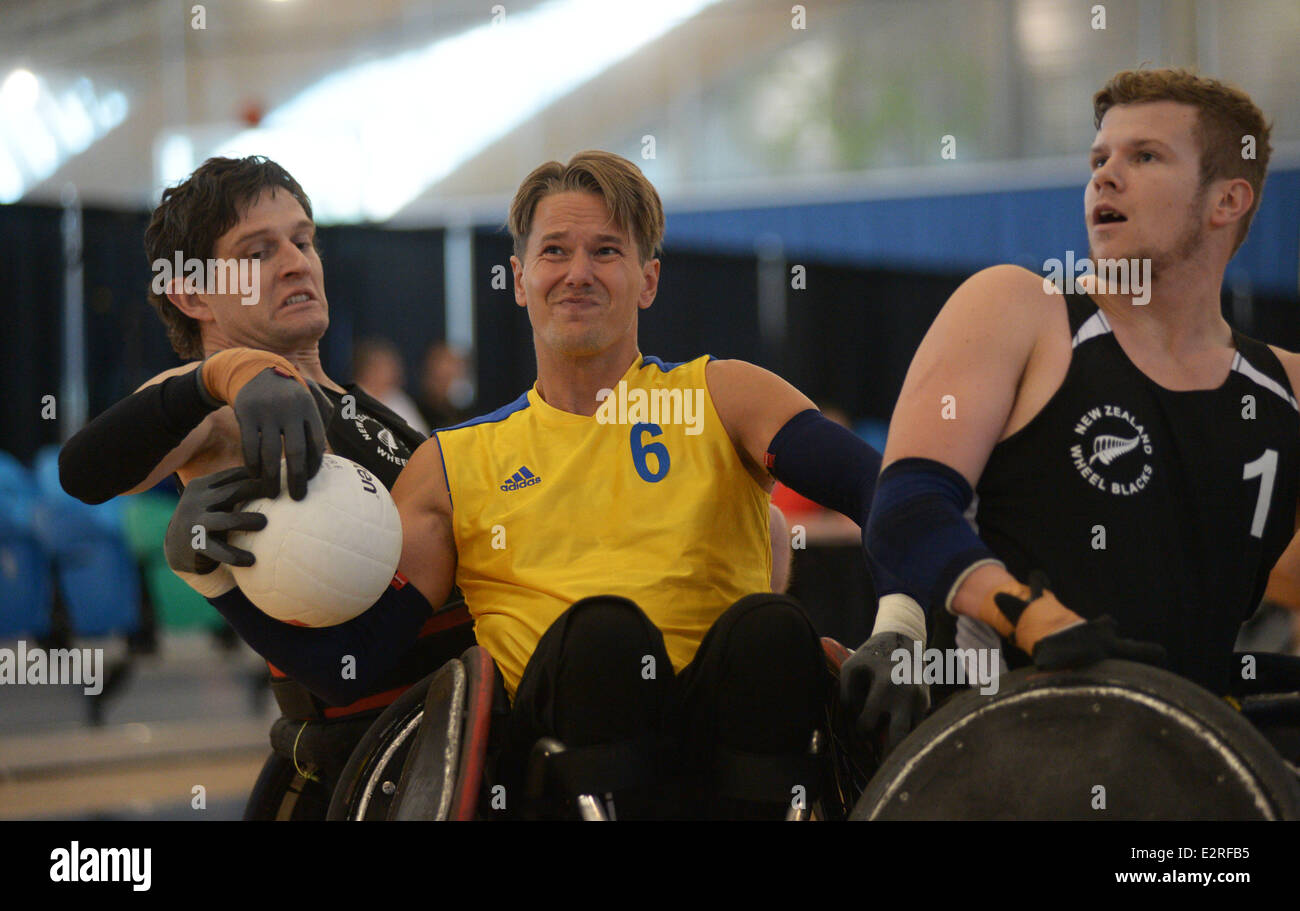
{"left": 500, "top": 593, "right": 827, "bottom": 818}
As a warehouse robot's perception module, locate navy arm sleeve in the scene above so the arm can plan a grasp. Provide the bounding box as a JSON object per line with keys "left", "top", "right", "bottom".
{"left": 208, "top": 580, "right": 433, "bottom": 705}
{"left": 864, "top": 457, "right": 1000, "bottom": 615}
{"left": 59, "top": 369, "right": 218, "bottom": 504}
{"left": 764, "top": 409, "right": 881, "bottom": 527}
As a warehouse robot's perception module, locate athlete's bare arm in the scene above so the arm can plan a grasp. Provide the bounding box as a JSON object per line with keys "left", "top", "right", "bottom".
{"left": 1265, "top": 348, "right": 1300, "bottom": 631}
{"left": 389, "top": 437, "right": 458, "bottom": 609}
{"left": 121, "top": 363, "right": 241, "bottom": 493}
{"left": 706, "top": 359, "right": 818, "bottom": 487}
{"left": 883, "top": 264, "right": 1066, "bottom": 616}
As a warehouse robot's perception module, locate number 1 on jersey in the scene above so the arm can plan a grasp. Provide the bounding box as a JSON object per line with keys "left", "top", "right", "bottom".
{"left": 1243, "top": 449, "right": 1277, "bottom": 539}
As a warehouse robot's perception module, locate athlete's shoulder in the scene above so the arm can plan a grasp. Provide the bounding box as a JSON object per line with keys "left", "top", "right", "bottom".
{"left": 638, "top": 353, "right": 709, "bottom": 374}
{"left": 437, "top": 391, "right": 532, "bottom": 436}
{"left": 926, "top": 264, "right": 1063, "bottom": 359}
{"left": 134, "top": 360, "right": 201, "bottom": 393}
{"left": 704, "top": 357, "right": 775, "bottom": 389}
{"left": 945, "top": 264, "right": 1059, "bottom": 318}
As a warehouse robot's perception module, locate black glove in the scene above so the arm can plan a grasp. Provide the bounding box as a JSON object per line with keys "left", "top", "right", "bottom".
{"left": 1030, "top": 615, "right": 1168, "bottom": 670}
{"left": 839, "top": 632, "right": 929, "bottom": 755}
{"left": 164, "top": 466, "right": 271, "bottom": 575}
{"left": 228, "top": 368, "right": 328, "bottom": 500}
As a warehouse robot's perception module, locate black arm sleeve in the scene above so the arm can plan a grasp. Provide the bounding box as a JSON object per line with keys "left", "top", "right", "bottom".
{"left": 59, "top": 369, "right": 218, "bottom": 504}
{"left": 207, "top": 581, "right": 434, "bottom": 705}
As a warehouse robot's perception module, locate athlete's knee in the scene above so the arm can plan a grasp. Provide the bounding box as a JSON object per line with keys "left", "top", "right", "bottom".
{"left": 559, "top": 595, "right": 665, "bottom": 666}
{"left": 721, "top": 593, "right": 822, "bottom": 668}
{"left": 701, "top": 594, "right": 826, "bottom": 752}
{"left": 545, "top": 596, "right": 671, "bottom": 744}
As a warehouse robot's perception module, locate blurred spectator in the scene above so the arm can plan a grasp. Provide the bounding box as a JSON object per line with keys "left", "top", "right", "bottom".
{"left": 418, "top": 342, "right": 476, "bottom": 430}
{"left": 353, "top": 337, "right": 430, "bottom": 436}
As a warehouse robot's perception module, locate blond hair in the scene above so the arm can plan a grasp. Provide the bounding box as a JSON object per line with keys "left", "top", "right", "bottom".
{"left": 508, "top": 150, "right": 665, "bottom": 263}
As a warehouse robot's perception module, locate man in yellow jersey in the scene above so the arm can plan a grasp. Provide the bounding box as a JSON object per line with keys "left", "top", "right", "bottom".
{"left": 176, "top": 151, "right": 899, "bottom": 818}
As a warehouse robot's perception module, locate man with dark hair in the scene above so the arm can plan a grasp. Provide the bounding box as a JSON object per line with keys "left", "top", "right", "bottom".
{"left": 847, "top": 67, "right": 1296, "bottom": 742}
{"left": 142, "top": 156, "right": 318, "bottom": 361}
{"left": 59, "top": 156, "right": 471, "bottom": 818}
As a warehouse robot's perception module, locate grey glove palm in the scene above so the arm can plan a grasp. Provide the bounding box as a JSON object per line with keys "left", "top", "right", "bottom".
{"left": 839, "top": 632, "right": 929, "bottom": 755}
{"left": 164, "top": 466, "right": 270, "bottom": 575}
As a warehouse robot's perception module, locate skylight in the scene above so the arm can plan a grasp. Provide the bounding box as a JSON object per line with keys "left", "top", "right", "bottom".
{"left": 157, "top": 0, "right": 722, "bottom": 221}
{"left": 0, "top": 70, "right": 128, "bottom": 204}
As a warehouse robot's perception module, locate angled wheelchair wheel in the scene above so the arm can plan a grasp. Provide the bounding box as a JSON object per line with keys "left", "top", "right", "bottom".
{"left": 327, "top": 646, "right": 498, "bottom": 821}
{"left": 326, "top": 679, "right": 433, "bottom": 820}
{"left": 851, "top": 659, "right": 1300, "bottom": 821}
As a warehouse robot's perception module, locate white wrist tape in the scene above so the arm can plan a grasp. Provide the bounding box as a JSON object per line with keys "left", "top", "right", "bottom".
{"left": 173, "top": 565, "right": 237, "bottom": 599}
{"left": 871, "top": 593, "right": 927, "bottom": 644}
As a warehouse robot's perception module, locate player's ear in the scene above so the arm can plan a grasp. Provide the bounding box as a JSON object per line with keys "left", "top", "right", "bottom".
{"left": 510, "top": 255, "right": 527, "bottom": 309}
{"left": 166, "top": 278, "right": 212, "bottom": 322}
{"left": 1209, "top": 177, "right": 1253, "bottom": 230}
{"left": 638, "top": 257, "right": 660, "bottom": 310}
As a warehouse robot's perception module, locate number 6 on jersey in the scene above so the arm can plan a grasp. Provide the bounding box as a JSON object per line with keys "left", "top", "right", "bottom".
{"left": 631, "top": 423, "right": 670, "bottom": 482}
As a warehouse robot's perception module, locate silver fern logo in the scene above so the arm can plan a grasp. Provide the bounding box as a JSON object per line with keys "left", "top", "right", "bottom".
{"left": 1071, "top": 405, "right": 1154, "bottom": 496}
{"left": 1088, "top": 433, "right": 1141, "bottom": 466}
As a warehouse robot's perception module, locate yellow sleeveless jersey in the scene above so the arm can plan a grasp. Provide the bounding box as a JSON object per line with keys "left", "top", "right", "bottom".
{"left": 435, "top": 353, "right": 772, "bottom": 696}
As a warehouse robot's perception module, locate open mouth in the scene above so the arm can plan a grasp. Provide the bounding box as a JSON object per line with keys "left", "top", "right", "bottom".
{"left": 281, "top": 292, "right": 313, "bottom": 307}
{"left": 1093, "top": 206, "right": 1128, "bottom": 226}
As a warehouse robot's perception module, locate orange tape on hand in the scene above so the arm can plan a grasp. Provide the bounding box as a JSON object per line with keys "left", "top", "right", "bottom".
{"left": 200, "top": 348, "right": 307, "bottom": 404}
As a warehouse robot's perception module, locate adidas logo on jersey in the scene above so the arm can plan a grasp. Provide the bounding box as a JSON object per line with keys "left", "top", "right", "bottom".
{"left": 500, "top": 466, "right": 541, "bottom": 491}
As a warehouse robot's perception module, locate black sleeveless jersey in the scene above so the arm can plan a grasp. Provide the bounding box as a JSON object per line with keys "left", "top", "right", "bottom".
{"left": 971, "top": 293, "right": 1300, "bottom": 694}
{"left": 319, "top": 384, "right": 426, "bottom": 489}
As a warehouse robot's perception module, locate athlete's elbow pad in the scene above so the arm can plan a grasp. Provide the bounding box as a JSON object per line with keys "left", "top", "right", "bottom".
{"left": 765, "top": 409, "right": 881, "bottom": 525}
{"left": 864, "top": 458, "right": 1002, "bottom": 615}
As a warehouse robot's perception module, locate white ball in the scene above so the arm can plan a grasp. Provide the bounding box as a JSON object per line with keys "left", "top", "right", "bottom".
{"left": 228, "top": 454, "right": 402, "bottom": 627}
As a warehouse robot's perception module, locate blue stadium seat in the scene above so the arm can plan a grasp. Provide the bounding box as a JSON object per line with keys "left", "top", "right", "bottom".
{"left": 0, "top": 450, "right": 37, "bottom": 525}
{"left": 0, "top": 453, "right": 52, "bottom": 638}
{"left": 31, "top": 445, "right": 139, "bottom": 637}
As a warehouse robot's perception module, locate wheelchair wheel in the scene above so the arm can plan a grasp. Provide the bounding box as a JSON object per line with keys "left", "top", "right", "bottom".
{"left": 852, "top": 659, "right": 1300, "bottom": 820}
{"left": 329, "top": 646, "right": 500, "bottom": 821}
{"left": 326, "top": 680, "right": 431, "bottom": 820}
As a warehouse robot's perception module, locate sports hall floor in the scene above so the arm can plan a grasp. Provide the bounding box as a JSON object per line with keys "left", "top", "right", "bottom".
{"left": 0, "top": 634, "right": 276, "bottom": 820}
